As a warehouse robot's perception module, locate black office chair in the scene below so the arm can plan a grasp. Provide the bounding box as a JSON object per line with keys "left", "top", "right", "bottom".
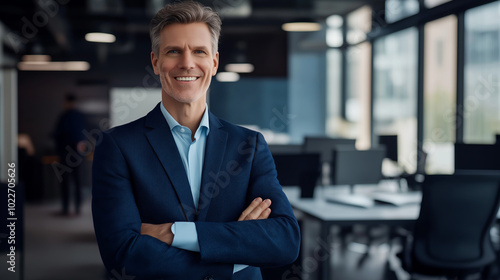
{"left": 397, "top": 173, "right": 500, "bottom": 280}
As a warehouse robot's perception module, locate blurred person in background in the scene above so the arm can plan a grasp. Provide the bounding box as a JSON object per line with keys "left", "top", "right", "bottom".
{"left": 53, "top": 93, "right": 86, "bottom": 216}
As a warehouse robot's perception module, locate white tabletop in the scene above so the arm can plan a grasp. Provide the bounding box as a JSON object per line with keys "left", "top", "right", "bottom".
{"left": 283, "top": 184, "right": 420, "bottom": 224}
{"left": 284, "top": 184, "right": 500, "bottom": 224}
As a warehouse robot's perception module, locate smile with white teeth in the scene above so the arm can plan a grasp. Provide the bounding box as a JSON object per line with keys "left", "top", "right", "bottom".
{"left": 175, "top": 77, "right": 198, "bottom": 81}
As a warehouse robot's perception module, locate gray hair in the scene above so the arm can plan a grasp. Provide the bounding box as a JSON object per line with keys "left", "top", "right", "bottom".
{"left": 150, "top": 1, "right": 222, "bottom": 56}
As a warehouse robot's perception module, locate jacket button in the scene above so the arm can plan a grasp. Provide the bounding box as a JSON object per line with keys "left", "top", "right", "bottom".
{"left": 203, "top": 275, "right": 214, "bottom": 280}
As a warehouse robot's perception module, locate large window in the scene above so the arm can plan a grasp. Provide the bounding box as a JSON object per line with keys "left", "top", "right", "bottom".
{"left": 326, "top": 49, "right": 343, "bottom": 136}
{"left": 425, "top": 0, "right": 453, "bottom": 9}
{"left": 423, "top": 15, "right": 457, "bottom": 174}
{"left": 373, "top": 28, "right": 418, "bottom": 172}
{"left": 343, "top": 5, "right": 373, "bottom": 149}
{"left": 346, "top": 42, "right": 372, "bottom": 149}
{"left": 385, "top": 0, "right": 419, "bottom": 23}
{"left": 463, "top": 1, "right": 500, "bottom": 144}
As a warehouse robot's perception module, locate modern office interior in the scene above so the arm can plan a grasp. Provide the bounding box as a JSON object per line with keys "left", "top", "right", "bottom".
{"left": 1, "top": 0, "right": 500, "bottom": 279}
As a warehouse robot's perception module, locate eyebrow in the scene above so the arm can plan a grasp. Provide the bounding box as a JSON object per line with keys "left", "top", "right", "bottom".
{"left": 161, "top": 45, "right": 210, "bottom": 52}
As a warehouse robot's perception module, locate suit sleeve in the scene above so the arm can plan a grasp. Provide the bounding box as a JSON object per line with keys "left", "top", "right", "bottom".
{"left": 92, "top": 132, "right": 233, "bottom": 279}
{"left": 195, "top": 132, "right": 301, "bottom": 267}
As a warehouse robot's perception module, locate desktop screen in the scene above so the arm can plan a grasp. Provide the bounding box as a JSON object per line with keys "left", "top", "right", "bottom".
{"left": 331, "top": 147, "right": 385, "bottom": 186}
{"left": 303, "top": 136, "right": 356, "bottom": 163}
{"left": 378, "top": 135, "right": 398, "bottom": 162}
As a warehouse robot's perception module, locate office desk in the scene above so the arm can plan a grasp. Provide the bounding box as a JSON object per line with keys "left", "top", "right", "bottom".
{"left": 284, "top": 186, "right": 420, "bottom": 280}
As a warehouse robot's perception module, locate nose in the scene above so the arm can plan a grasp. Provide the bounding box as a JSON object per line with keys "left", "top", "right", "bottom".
{"left": 178, "top": 52, "right": 195, "bottom": 70}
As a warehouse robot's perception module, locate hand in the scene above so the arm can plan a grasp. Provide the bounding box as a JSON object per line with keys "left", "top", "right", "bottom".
{"left": 141, "top": 223, "right": 174, "bottom": 245}
{"left": 238, "top": 197, "right": 272, "bottom": 221}
{"left": 76, "top": 141, "right": 87, "bottom": 154}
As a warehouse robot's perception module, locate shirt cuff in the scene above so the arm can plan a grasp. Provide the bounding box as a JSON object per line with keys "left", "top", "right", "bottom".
{"left": 171, "top": 222, "right": 200, "bottom": 252}
{"left": 172, "top": 222, "right": 248, "bottom": 274}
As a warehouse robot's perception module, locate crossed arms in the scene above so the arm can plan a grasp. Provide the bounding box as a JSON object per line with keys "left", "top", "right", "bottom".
{"left": 141, "top": 197, "right": 273, "bottom": 245}
{"left": 92, "top": 130, "right": 300, "bottom": 279}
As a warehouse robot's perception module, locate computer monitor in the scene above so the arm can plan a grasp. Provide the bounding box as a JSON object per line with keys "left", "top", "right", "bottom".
{"left": 378, "top": 135, "right": 398, "bottom": 162}
{"left": 331, "top": 146, "right": 386, "bottom": 190}
{"left": 272, "top": 153, "right": 321, "bottom": 198}
{"left": 303, "top": 136, "right": 356, "bottom": 163}
{"left": 268, "top": 144, "right": 303, "bottom": 155}
{"left": 454, "top": 143, "right": 500, "bottom": 171}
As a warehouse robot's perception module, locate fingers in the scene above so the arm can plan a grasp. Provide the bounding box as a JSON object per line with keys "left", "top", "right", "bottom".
{"left": 238, "top": 197, "right": 272, "bottom": 221}
{"left": 238, "top": 197, "right": 262, "bottom": 221}
{"left": 258, "top": 208, "right": 271, "bottom": 219}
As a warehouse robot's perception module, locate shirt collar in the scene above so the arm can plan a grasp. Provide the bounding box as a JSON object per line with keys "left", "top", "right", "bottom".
{"left": 160, "top": 101, "right": 210, "bottom": 135}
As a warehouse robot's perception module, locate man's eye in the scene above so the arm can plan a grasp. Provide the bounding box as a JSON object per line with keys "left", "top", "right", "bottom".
{"left": 167, "top": 50, "right": 179, "bottom": 54}
{"left": 194, "top": 50, "right": 206, "bottom": 54}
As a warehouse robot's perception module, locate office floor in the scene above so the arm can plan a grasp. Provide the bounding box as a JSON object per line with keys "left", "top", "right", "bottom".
{"left": 24, "top": 198, "right": 105, "bottom": 280}
{"left": 23, "top": 198, "right": 499, "bottom": 280}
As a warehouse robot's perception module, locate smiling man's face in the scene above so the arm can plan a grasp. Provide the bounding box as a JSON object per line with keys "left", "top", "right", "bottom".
{"left": 151, "top": 22, "right": 219, "bottom": 106}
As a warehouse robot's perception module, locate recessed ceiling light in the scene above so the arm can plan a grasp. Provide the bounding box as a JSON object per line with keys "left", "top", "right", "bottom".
{"left": 21, "top": 55, "right": 51, "bottom": 62}
{"left": 282, "top": 22, "right": 321, "bottom": 32}
{"left": 216, "top": 72, "right": 240, "bottom": 82}
{"left": 18, "top": 61, "right": 90, "bottom": 71}
{"left": 326, "top": 15, "right": 343, "bottom": 28}
{"left": 85, "top": 32, "right": 116, "bottom": 43}
{"left": 225, "top": 63, "right": 254, "bottom": 73}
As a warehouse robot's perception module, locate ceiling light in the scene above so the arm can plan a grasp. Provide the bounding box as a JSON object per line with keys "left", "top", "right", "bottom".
{"left": 216, "top": 72, "right": 240, "bottom": 82}
{"left": 326, "top": 15, "right": 343, "bottom": 28}
{"left": 85, "top": 32, "right": 116, "bottom": 43}
{"left": 18, "top": 61, "right": 90, "bottom": 71}
{"left": 21, "top": 55, "right": 51, "bottom": 62}
{"left": 225, "top": 63, "right": 254, "bottom": 73}
{"left": 282, "top": 22, "right": 321, "bottom": 32}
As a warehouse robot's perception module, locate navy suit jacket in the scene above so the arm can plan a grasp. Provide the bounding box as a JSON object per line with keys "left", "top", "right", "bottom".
{"left": 92, "top": 103, "right": 300, "bottom": 280}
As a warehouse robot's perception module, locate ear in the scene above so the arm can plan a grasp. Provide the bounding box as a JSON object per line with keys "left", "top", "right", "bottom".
{"left": 151, "top": 51, "right": 159, "bottom": 75}
{"left": 212, "top": 52, "right": 219, "bottom": 76}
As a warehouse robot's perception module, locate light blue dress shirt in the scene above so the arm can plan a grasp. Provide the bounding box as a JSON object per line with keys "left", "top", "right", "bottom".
{"left": 160, "top": 103, "right": 246, "bottom": 273}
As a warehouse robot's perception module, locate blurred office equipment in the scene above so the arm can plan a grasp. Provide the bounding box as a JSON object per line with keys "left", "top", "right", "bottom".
{"left": 303, "top": 136, "right": 356, "bottom": 163}
{"left": 330, "top": 146, "right": 385, "bottom": 191}
{"left": 397, "top": 173, "right": 500, "bottom": 280}
{"left": 267, "top": 144, "right": 303, "bottom": 155}
{"left": 455, "top": 143, "right": 500, "bottom": 171}
{"left": 325, "top": 146, "right": 385, "bottom": 208}
{"left": 271, "top": 153, "right": 321, "bottom": 198}
{"left": 303, "top": 136, "right": 356, "bottom": 185}
{"left": 378, "top": 135, "right": 398, "bottom": 163}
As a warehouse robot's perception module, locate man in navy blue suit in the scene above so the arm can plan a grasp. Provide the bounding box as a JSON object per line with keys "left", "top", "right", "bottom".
{"left": 92, "top": 1, "right": 300, "bottom": 279}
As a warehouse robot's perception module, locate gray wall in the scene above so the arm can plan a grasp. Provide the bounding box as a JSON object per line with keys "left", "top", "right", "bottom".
{"left": 209, "top": 77, "right": 288, "bottom": 133}
{"left": 287, "top": 29, "right": 328, "bottom": 143}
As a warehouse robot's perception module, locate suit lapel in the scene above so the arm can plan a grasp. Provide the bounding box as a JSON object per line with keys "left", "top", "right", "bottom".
{"left": 196, "top": 112, "right": 228, "bottom": 221}
{"left": 145, "top": 104, "right": 196, "bottom": 221}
